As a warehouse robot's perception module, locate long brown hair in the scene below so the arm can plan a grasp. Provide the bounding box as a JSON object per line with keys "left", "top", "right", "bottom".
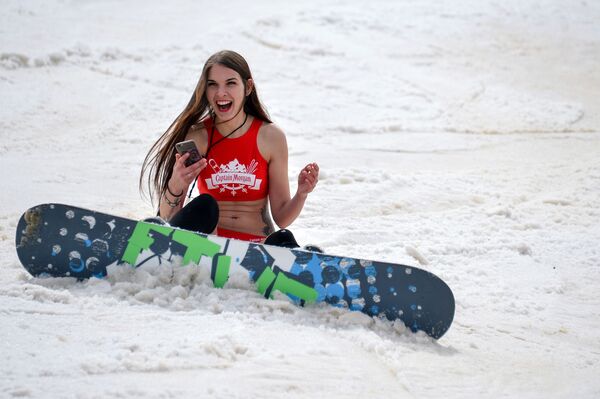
{"left": 139, "top": 50, "right": 272, "bottom": 205}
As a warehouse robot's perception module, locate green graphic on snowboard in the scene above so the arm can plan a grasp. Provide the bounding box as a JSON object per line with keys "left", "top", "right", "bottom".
{"left": 122, "top": 222, "right": 318, "bottom": 302}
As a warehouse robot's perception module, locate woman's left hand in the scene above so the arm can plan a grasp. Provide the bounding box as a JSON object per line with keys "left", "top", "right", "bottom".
{"left": 297, "top": 163, "right": 319, "bottom": 197}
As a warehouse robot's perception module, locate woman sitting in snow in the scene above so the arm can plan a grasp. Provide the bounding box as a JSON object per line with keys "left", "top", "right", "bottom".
{"left": 140, "top": 50, "right": 319, "bottom": 248}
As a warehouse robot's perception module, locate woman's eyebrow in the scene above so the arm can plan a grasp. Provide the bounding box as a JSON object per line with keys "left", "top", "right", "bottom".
{"left": 207, "top": 77, "right": 239, "bottom": 83}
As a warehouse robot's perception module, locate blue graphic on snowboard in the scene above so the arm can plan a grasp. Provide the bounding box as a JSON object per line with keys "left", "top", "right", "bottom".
{"left": 15, "top": 204, "right": 455, "bottom": 339}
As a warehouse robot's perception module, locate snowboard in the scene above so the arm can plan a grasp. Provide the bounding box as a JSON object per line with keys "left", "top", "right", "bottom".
{"left": 15, "top": 203, "right": 455, "bottom": 339}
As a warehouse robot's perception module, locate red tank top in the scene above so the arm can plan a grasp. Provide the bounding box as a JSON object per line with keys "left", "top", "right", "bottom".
{"left": 197, "top": 117, "right": 269, "bottom": 201}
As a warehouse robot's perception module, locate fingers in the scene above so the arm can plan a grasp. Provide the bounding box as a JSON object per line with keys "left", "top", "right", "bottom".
{"left": 175, "top": 152, "right": 191, "bottom": 168}
{"left": 302, "top": 170, "right": 317, "bottom": 185}
{"left": 172, "top": 154, "right": 207, "bottom": 189}
{"left": 305, "top": 163, "right": 319, "bottom": 179}
{"left": 298, "top": 162, "right": 319, "bottom": 194}
{"left": 304, "top": 163, "right": 319, "bottom": 181}
{"left": 183, "top": 159, "right": 206, "bottom": 182}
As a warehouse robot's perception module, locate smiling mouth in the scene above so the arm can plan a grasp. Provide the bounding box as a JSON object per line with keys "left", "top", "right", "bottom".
{"left": 216, "top": 101, "right": 233, "bottom": 112}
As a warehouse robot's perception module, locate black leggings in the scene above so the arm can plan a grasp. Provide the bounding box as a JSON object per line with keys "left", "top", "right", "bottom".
{"left": 169, "top": 194, "right": 300, "bottom": 248}
{"left": 169, "top": 194, "right": 219, "bottom": 234}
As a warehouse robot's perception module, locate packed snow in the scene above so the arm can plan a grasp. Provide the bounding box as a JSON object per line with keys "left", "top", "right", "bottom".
{"left": 1, "top": 0, "right": 599, "bottom": 397}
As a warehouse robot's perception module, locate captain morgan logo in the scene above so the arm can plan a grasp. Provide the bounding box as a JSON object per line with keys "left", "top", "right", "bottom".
{"left": 205, "top": 158, "right": 262, "bottom": 196}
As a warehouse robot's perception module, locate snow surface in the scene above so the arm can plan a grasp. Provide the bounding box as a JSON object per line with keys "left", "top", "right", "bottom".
{"left": 1, "top": 0, "right": 600, "bottom": 397}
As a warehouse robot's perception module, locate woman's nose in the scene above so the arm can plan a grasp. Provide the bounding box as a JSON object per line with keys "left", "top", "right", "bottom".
{"left": 217, "top": 86, "right": 228, "bottom": 97}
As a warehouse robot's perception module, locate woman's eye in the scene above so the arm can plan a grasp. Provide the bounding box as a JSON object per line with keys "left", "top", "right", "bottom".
{"left": 227, "top": 81, "right": 237, "bottom": 86}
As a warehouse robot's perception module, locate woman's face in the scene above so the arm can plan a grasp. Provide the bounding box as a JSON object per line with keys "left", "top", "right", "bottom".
{"left": 206, "top": 63, "right": 251, "bottom": 122}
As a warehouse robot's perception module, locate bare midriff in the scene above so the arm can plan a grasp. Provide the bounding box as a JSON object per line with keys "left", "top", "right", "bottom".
{"left": 216, "top": 197, "right": 275, "bottom": 238}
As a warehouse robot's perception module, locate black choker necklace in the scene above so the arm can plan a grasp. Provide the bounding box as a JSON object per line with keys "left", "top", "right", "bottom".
{"left": 206, "top": 112, "right": 248, "bottom": 158}
{"left": 215, "top": 113, "right": 249, "bottom": 142}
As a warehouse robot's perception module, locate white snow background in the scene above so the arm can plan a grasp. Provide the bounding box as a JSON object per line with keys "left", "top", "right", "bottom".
{"left": 1, "top": 0, "right": 599, "bottom": 398}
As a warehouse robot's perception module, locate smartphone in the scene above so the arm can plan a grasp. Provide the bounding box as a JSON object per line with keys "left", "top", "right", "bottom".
{"left": 175, "top": 140, "right": 203, "bottom": 167}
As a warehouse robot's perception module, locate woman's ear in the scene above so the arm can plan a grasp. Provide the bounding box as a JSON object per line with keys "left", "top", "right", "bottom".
{"left": 246, "top": 78, "right": 254, "bottom": 96}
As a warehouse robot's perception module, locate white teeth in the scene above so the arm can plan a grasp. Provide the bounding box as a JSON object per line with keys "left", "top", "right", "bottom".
{"left": 217, "top": 101, "right": 231, "bottom": 105}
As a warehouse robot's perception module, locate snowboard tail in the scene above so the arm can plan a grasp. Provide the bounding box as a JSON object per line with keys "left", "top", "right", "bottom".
{"left": 16, "top": 203, "right": 455, "bottom": 339}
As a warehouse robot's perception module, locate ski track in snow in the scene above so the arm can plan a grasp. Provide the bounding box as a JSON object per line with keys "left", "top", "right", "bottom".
{"left": 1, "top": 0, "right": 600, "bottom": 398}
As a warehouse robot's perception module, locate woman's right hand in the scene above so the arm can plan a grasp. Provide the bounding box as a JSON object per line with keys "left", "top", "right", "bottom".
{"left": 169, "top": 153, "right": 207, "bottom": 193}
